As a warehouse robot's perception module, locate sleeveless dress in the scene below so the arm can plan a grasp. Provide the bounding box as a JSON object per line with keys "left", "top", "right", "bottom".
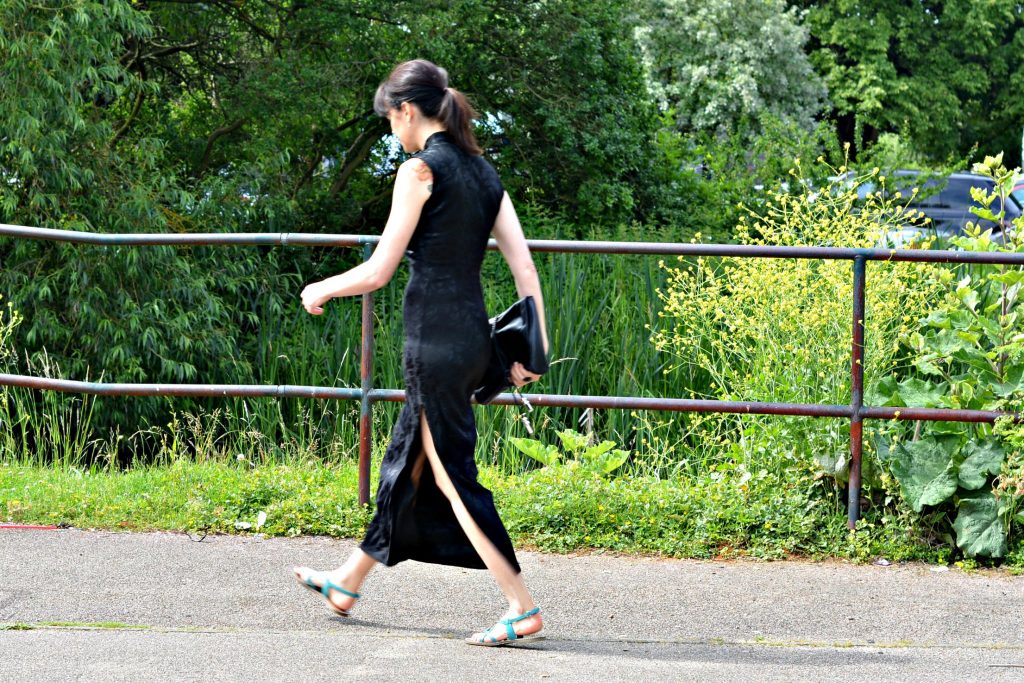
{"left": 359, "top": 131, "right": 521, "bottom": 573}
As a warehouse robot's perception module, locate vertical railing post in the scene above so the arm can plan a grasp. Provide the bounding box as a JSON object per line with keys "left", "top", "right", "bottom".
{"left": 848, "top": 256, "right": 867, "bottom": 529}
{"left": 358, "top": 242, "right": 375, "bottom": 506}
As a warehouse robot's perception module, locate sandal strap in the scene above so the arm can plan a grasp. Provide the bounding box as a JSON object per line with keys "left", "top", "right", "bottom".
{"left": 497, "top": 607, "right": 540, "bottom": 642}
{"left": 501, "top": 607, "right": 540, "bottom": 624}
{"left": 321, "top": 578, "right": 360, "bottom": 600}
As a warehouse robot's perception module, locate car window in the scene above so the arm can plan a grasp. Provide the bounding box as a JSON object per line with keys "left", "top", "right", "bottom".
{"left": 1004, "top": 192, "right": 1021, "bottom": 219}
{"left": 939, "top": 177, "right": 988, "bottom": 209}
{"left": 1011, "top": 185, "right": 1024, "bottom": 213}
{"left": 904, "top": 178, "right": 944, "bottom": 207}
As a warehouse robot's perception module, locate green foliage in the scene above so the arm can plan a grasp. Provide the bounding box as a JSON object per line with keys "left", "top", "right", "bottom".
{"left": 0, "top": 0, "right": 157, "bottom": 223}
{"left": 662, "top": 116, "right": 840, "bottom": 242}
{"left": 795, "top": 0, "right": 1024, "bottom": 164}
{"left": 888, "top": 437, "right": 961, "bottom": 513}
{"left": 0, "top": 0, "right": 280, "bottom": 433}
{"left": 0, "top": 294, "right": 20, "bottom": 368}
{"left": 871, "top": 154, "right": 1024, "bottom": 558}
{"left": 0, "top": 356, "right": 99, "bottom": 469}
{"left": 0, "top": 0, "right": 678, "bottom": 445}
{"left": 857, "top": 133, "right": 934, "bottom": 172}
{"left": 636, "top": 0, "right": 826, "bottom": 140}
{"left": 124, "top": 0, "right": 664, "bottom": 229}
{"left": 509, "top": 429, "right": 629, "bottom": 476}
{"left": 652, "top": 160, "right": 944, "bottom": 483}
{"left": 636, "top": 0, "right": 836, "bottom": 239}
{"left": 414, "top": 1, "right": 664, "bottom": 227}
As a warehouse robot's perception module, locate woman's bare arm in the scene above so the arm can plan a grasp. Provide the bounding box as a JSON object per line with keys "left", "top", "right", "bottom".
{"left": 301, "top": 158, "right": 432, "bottom": 314}
{"left": 492, "top": 191, "right": 549, "bottom": 364}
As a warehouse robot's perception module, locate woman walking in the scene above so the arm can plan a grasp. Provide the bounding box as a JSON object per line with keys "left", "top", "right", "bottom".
{"left": 293, "top": 60, "right": 548, "bottom": 646}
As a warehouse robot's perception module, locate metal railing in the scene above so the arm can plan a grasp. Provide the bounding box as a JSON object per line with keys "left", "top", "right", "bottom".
{"left": 1, "top": 221, "right": 1022, "bottom": 527}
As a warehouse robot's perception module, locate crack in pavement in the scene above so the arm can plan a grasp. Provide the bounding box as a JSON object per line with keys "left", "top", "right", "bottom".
{"left": 3, "top": 622, "right": 1023, "bottom": 652}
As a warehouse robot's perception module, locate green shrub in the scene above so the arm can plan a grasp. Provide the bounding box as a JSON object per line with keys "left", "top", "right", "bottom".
{"left": 870, "top": 154, "right": 1024, "bottom": 558}
{"left": 651, "top": 160, "right": 945, "bottom": 483}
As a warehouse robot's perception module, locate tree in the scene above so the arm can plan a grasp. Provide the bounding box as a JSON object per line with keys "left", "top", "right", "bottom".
{"left": 0, "top": 1, "right": 269, "bottom": 433}
{"left": 794, "top": 0, "right": 1024, "bottom": 165}
{"left": 121, "top": 0, "right": 663, "bottom": 230}
{"left": 634, "top": 0, "right": 827, "bottom": 139}
{"left": 0, "top": 0, "right": 671, "bottom": 443}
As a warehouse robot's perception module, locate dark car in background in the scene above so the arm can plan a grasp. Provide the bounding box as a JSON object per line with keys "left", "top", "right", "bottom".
{"left": 1013, "top": 176, "right": 1024, "bottom": 211}
{"left": 838, "top": 170, "right": 1023, "bottom": 246}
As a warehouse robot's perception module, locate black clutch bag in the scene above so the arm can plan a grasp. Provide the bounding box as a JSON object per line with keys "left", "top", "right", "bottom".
{"left": 473, "top": 295, "right": 549, "bottom": 404}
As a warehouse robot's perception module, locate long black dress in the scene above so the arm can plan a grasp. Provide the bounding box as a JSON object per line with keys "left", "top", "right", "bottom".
{"left": 360, "top": 131, "right": 521, "bottom": 573}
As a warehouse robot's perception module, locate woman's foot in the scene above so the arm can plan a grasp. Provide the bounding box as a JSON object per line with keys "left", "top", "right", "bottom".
{"left": 465, "top": 607, "right": 544, "bottom": 646}
{"left": 292, "top": 566, "right": 360, "bottom": 616}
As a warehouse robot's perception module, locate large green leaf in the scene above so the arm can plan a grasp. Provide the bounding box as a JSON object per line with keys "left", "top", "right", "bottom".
{"left": 989, "top": 270, "right": 1024, "bottom": 287}
{"left": 890, "top": 438, "right": 959, "bottom": 512}
{"left": 896, "top": 378, "right": 944, "bottom": 408}
{"left": 579, "top": 440, "right": 630, "bottom": 475}
{"left": 814, "top": 449, "right": 849, "bottom": 480}
{"left": 866, "top": 376, "right": 901, "bottom": 406}
{"left": 595, "top": 449, "right": 630, "bottom": 475}
{"left": 953, "top": 490, "right": 1007, "bottom": 558}
{"left": 508, "top": 438, "right": 561, "bottom": 468}
{"left": 555, "top": 430, "right": 590, "bottom": 457}
{"left": 913, "top": 355, "right": 945, "bottom": 377}
{"left": 579, "top": 440, "right": 616, "bottom": 461}
{"left": 957, "top": 441, "right": 1005, "bottom": 491}
{"left": 994, "top": 365, "right": 1024, "bottom": 398}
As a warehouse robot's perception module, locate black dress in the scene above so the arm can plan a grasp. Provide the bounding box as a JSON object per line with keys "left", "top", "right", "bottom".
{"left": 360, "top": 131, "right": 521, "bottom": 573}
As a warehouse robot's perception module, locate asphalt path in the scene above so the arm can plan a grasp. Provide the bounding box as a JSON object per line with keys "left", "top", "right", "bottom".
{"left": 1, "top": 529, "right": 1022, "bottom": 682}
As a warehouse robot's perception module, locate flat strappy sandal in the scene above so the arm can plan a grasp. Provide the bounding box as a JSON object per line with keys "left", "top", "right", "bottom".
{"left": 295, "top": 569, "right": 360, "bottom": 618}
{"left": 465, "top": 607, "right": 544, "bottom": 647}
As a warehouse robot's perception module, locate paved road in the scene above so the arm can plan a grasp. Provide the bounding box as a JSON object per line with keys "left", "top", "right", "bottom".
{"left": 1, "top": 529, "right": 1022, "bottom": 682}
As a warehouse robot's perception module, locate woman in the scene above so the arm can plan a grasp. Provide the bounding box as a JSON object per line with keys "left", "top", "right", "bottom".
{"left": 292, "top": 59, "right": 549, "bottom": 647}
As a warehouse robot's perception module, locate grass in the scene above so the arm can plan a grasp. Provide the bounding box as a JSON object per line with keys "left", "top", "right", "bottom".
{"left": 1, "top": 457, "right": 995, "bottom": 566}
{"left": 0, "top": 459, "right": 371, "bottom": 538}
{"left": 1, "top": 622, "right": 156, "bottom": 631}
{"left": 35, "top": 621, "right": 149, "bottom": 630}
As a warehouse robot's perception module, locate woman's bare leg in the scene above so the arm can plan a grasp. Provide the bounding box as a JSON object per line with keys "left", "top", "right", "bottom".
{"left": 293, "top": 548, "right": 378, "bottom": 613}
{"left": 295, "top": 446, "right": 430, "bottom": 612}
{"left": 418, "top": 412, "right": 542, "bottom": 641}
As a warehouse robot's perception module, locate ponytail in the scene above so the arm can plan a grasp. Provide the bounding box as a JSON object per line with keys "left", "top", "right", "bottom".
{"left": 374, "top": 59, "right": 483, "bottom": 156}
{"left": 436, "top": 87, "right": 482, "bottom": 156}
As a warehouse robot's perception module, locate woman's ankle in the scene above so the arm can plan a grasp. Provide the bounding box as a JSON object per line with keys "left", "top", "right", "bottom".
{"left": 508, "top": 600, "right": 538, "bottom": 617}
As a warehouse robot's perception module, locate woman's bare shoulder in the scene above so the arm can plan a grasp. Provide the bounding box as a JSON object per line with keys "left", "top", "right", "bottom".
{"left": 400, "top": 157, "right": 434, "bottom": 185}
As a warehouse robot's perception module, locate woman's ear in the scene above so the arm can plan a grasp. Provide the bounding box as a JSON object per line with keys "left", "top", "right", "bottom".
{"left": 400, "top": 100, "right": 414, "bottom": 122}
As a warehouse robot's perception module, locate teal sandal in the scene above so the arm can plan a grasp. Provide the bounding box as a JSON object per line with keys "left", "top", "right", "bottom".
{"left": 466, "top": 607, "right": 544, "bottom": 647}
{"left": 295, "top": 569, "right": 360, "bottom": 617}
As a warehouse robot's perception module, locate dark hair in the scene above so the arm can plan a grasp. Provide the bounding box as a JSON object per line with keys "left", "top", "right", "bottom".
{"left": 374, "top": 59, "right": 482, "bottom": 156}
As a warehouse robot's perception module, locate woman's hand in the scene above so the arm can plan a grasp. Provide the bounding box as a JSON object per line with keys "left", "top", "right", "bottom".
{"left": 301, "top": 282, "right": 331, "bottom": 315}
{"left": 509, "top": 361, "right": 542, "bottom": 388}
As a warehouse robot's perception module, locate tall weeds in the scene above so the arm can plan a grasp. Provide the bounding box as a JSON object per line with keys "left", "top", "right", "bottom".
{"left": 1, "top": 240, "right": 712, "bottom": 474}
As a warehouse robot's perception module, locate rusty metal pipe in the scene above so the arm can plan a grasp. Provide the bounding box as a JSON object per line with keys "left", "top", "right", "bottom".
{"left": 3, "top": 374, "right": 1016, "bottom": 423}
{"left": 4, "top": 223, "right": 1024, "bottom": 265}
{"left": 358, "top": 243, "right": 375, "bottom": 507}
{"left": 860, "top": 406, "right": 1018, "bottom": 423}
{"left": 365, "top": 389, "right": 855, "bottom": 417}
{"left": 3, "top": 374, "right": 1012, "bottom": 425}
{"left": 848, "top": 257, "right": 867, "bottom": 529}
{"left": 0, "top": 223, "right": 376, "bottom": 247}
{"left": 0, "top": 374, "right": 363, "bottom": 399}
{"left": 365, "top": 389, "right": 1022, "bottom": 422}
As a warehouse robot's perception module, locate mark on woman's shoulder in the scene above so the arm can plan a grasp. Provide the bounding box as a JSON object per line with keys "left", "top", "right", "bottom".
{"left": 407, "top": 157, "right": 433, "bottom": 189}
